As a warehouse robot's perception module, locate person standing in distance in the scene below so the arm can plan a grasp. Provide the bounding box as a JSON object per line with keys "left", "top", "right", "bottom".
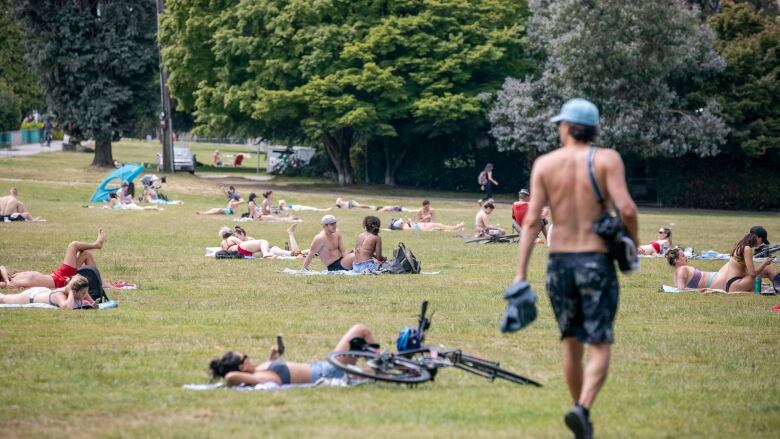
{"left": 512, "top": 98, "right": 638, "bottom": 439}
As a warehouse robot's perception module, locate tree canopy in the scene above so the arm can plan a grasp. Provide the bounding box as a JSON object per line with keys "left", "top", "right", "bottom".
{"left": 488, "top": 0, "right": 729, "bottom": 158}
{"left": 0, "top": 0, "right": 45, "bottom": 128}
{"left": 160, "top": 0, "right": 531, "bottom": 185}
{"left": 15, "top": 0, "right": 158, "bottom": 166}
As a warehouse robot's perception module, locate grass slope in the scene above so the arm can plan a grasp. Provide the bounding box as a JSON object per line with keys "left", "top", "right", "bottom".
{"left": 0, "top": 141, "right": 778, "bottom": 438}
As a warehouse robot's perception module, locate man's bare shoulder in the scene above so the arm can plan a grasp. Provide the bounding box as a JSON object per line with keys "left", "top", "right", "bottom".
{"left": 594, "top": 147, "right": 623, "bottom": 167}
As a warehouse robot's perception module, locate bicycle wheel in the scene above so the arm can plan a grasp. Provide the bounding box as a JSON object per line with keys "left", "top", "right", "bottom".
{"left": 455, "top": 353, "right": 542, "bottom": 387}
{"left": 328, "top": 351, "right": 432, "bottom": 384}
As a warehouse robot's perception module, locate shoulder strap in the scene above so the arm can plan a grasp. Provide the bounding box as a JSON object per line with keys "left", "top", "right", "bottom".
{"left": 587, "top": 147, "right": 606, "bottom": 207}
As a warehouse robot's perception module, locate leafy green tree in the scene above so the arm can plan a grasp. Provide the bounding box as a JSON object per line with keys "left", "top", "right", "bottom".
{"left": 704, "top": 1, "right": 780, "bottom": 157}
{"left": 0, "top": 80, "right": 22, "bottom": 132}
{"left": 15, "top": 0, "right": 158, "bottom": 166}
{"left": 488, "top": 0, "right": 728, "bottom": 158}
{"left": 0, "top": 0, "right": 44, "bottom": 121}
{"left": 160, "top": 0, "right": 530, "bottom": 185}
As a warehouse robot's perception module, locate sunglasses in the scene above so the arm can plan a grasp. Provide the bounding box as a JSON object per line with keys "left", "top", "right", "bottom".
{"left": 657, "top": 230, "right": 666, "bottom": 234}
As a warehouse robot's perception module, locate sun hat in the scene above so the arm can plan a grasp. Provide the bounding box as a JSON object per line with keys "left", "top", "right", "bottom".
{"left": 750, "top": 226, "right": 769, "bottom": 244}
{"left": 321, "top": 214, "right": 337, "bottom": 225}
{"left": 550, "top": 98, "right": 600, "bottom": 127}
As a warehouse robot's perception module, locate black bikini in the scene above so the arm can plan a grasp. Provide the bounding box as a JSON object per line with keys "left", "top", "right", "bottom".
{"left": 267, "top": 361, "right": 291, "bottom": 385}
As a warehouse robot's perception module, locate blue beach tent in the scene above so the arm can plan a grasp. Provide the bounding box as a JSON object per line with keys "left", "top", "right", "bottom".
{"left": 89, "top": 163, "right": 146, "bottom": 202}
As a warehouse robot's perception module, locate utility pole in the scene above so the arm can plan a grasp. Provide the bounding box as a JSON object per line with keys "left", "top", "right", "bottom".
{"left": 156, "top": 0, "right": 174, "bottom": 173}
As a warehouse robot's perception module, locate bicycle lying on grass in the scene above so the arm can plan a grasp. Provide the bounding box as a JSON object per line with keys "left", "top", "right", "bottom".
{"left": 327, "top": 301, "right": 542, "bottom": 387}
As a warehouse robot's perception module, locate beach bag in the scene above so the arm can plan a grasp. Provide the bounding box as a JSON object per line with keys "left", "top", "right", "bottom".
{"left": 384, "top": 242, "right": 421, "bottom": 274}
{"left": 477, "top": 171, "right": 488, "bottom": 186}
{"left": 215, "top": 250, "right": 245, "bottom": 259}
{"left": 77, "top": 265, "right": 109, "bottom": 303}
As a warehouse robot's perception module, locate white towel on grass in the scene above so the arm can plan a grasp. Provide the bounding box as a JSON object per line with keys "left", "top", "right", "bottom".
{"left": 0, "top": 303, "right": 58, "bottom": 309}
{"left": 183, "top": 377, "right": 365, "bottom": 391}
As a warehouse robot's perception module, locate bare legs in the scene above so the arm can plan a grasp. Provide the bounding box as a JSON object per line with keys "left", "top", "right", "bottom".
{"left": 62, "top": 228, "right": 105, "bottom": 267}
{"left": 562, "top": 337, "right": 611, "bottom": 409}
{"left": 197, "top": 207, "right": 228, "bottom": 215}
{"left": 332, "top": 324, "right": 376, "bottom": 365}
{"left": 286, "top": 224, "right": 309, "bottom": 256}
{"left": 418, "top": 222, "right": 464, "bottom": 232}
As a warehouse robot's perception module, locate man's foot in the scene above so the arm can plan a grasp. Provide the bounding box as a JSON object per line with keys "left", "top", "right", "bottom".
{"left": 95, "top": 228, "right": 106, "bottom": 249}
{"left": 564, "top": 405, "right": 593, "bottom": 439}
{"left": 287, "top": 223, "right": 298, "bottom": 234}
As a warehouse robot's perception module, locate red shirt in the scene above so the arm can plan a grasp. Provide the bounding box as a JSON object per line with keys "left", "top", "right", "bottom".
{"left": 512, "top": 201, "right": 529, "bottom": 226}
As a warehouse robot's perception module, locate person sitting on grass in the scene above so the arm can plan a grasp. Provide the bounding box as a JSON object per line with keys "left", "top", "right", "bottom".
{"left": 512, "top": 189, "right": 549, "bottom": 243}
{"left": 0, "top": 274, "right": 93, "bottom": 309}
{"left": 213, "top": 150, "right": 223, "bottom": 167}
{"left": 209, "top": 324, "right": 376, "bottom": 386}
{"left": 388, "top": 218, "right": 464, "bottom": 232}
{"left": 142, "top": 186, "right": 183, "bottom": 205}
{"left": 717, "top": 232, "right": 780, "bottom": 293}
{"left": 219, "top": 224, "right": 307, "bottom": 258}
{"left": 475, "top": 202, "right": 505, "bottom": 237}
{"left": 105, "top": 193, "right": 162, "bottom": 211}
{"left": 301, "top": 215, "right": 355, "bottom": 271}
{"left": 637, "top": 227, "right": 673, "bottom": 256}
{"left": 278, "top": 199, "right": 332, "bottom": 212}
{"left": 352, "top": 216, "right": 386, "bottom": 273}
{"left": 666, "top": 248, "right": 721, "bottom": 290}
{"left": 258, "top": 191, "right": 301, "bottom": 222}
{"left": 415, "top": 200, "right": 436, "bottom": 223}
{"left": 197, "top": 197, "right": 243, "bottom": 216}
{"left": 0, "top": 228, "right": 108, "bottom": 290}
{"left": 0, "top": 187, "right": 46, "bottom": 222}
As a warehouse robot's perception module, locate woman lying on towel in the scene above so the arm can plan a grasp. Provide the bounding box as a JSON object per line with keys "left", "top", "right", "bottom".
{"left": 0, "top": 228, "right": 108, "bottom": 289}
{"left": 0, "top": 274, "right": 92, "bottom": 308}
{"left": 197, "top": 197, "right": 243, "bottom": 216}
{"left": 716, "top": 232, "right": 779, "bottom": 293}
{"left": 666, "top": 248, "right": 721, "bottom": 290}
{"left": 389, "top": 218, "right": 464, "bottom": 232}
{"left": 352, "top": 216, "right": 386, "bottom": 273}
{"left": 278, "top": 199, "right": 332, "bottom": 212}
{"left": 638, "top": 227, "right": 672, "bottom": 255}
{"left": 209, "top": 324, "right": 376, "bottom": 386}
{"left": 219, "top": 224, "right": 308, "bottom": 258}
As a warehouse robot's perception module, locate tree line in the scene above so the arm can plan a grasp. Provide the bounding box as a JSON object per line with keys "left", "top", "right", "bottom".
{"left": 1, "top": 1, "right": 777, "bottom": 208}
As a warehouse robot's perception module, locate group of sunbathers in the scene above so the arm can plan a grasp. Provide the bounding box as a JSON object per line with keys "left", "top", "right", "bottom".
{"left": 0, "top": 228, "right": 119, "bottom": 309}
{"left": 103, "top": 181, "right": 183, "bottom": 211}
{"left": 647, "top": 225, "right": 779, "bottom": 293}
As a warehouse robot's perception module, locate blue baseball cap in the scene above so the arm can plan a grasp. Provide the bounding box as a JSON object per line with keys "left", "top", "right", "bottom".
{"left": 550, "top": 98, "right": 600, "bottom": 127}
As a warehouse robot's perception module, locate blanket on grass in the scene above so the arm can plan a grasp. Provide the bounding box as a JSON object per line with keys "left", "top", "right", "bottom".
{"left": 204, "top": 247, "right": 298, "bottom": 259}
{"left": 0, "top": 300, "right": 119, "bottom": 309}
{"left": 659, "top": 284, "right": 775, "bottom": 295}
{"left": 183, "top": 377, "right": 365, "bottom": 391}
{"left": 278, "top": 268, "right": 440, "bottom": 276}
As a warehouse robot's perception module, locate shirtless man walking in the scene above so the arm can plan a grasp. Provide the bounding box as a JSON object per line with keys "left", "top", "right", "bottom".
{"left": 0, "top": 188, "right": 45, "bottom": 222}
{"left": 512, "top": 98, "right": 638, "bottom": 438}
{"left": 301, "top": 215, "right": 355, "bottom": 271}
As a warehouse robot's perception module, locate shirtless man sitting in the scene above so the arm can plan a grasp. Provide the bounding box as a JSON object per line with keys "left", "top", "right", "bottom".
{"left": 475, "top": 202, "right": 504, "bottom": 236}
{"left": 301, "top": 215, "right": 355, "bottom": 271}
{"left": 415, "top": 199, "right": 436, "bottom": 223}
{"left": 0, "top": 188, "right": 45, "bottom": 222}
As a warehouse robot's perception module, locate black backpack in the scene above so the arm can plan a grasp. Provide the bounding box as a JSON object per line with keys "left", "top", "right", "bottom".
{"left": 215, "top": 250, "right": 245, "bottom": 259}
{"left": 383, "top": 242, "right": 421, "bottom": 274}
{"left": 77, "top": 265, "right": 109, "bottom": 303}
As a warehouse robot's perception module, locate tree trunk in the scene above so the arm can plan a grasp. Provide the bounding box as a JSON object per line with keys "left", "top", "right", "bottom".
{"left": 91, "top": 135, "right": 114, "bottom": 167}
{"left": 383, "top": 141, "right": 409, "bottom": 186}
{"left": 321, "top": 130, "right": 354, "bottom": 186}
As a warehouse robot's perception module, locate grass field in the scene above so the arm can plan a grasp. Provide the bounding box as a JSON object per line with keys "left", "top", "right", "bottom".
{"left": 0, "top": 141, "right": 778, "bottom": 438}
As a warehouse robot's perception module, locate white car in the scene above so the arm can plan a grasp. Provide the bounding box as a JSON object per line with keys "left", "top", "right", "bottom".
{"left": 158, "top": 146, "right": 195, "bottom": 173}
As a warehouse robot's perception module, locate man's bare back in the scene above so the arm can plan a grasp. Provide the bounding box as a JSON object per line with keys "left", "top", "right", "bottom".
{"left": 529, "top": 146, "right": 636, "bottom": 253}
{"left": 0, "top": 195, "right": 21, "bottom": 216}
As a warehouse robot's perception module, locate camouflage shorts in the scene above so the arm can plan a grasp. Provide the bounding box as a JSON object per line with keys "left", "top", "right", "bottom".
{"left": 546, "top": 252, "right": 619, "bottom": 344}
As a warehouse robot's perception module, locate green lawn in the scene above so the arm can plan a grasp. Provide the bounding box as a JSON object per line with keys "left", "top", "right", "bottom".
{"left": 0, "top": 141, "right": 778, "bottom": 438}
